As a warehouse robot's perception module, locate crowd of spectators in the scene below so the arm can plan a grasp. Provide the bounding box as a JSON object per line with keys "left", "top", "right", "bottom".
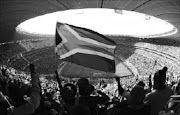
{"left": 0, "top": 64, "right": 180, "bottom": 115}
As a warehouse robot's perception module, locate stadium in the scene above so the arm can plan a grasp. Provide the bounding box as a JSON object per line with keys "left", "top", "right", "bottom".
{"left": 0, "top": 0, "right": 180, "bottom": 115}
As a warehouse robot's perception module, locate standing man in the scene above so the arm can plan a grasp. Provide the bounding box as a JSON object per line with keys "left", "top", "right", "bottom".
{"left": 144, "top": 67, "right": 173, "bottom": 115}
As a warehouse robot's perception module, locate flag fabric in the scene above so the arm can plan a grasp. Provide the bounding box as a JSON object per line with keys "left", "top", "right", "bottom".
{"left": 55, "top": 22, "right": 116, "bottom": 73}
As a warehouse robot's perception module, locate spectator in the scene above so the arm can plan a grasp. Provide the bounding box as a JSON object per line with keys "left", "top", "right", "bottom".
{"left": 110, "top": 77, "right": 151, "bottom": 115}
{"left": 166, "top": 80, "right": 180, "bottom": 115}
{"left": 60, "top": 83, "right": 77, "bottom": 114}
{"left": 77, "top": 78, "right": 110, "bottom": 115}
{"left": 7, "top": 63, "right": 41, "bottom": 115}
{"left": 0, "top": 62, "right": 179, "bottom": 115}
{"left": 137, "top": 77, "right": 152, "bottom": 94}
{"left": 119, "top": 86, "right": 150, "bottom": 115}
{"left": 144, "top": 67, "right": 173, "bottom": 115}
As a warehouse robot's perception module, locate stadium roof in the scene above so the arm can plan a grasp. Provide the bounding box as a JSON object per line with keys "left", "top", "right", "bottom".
{"left": 0, "top": 0, "right": 180, "bottom": 77}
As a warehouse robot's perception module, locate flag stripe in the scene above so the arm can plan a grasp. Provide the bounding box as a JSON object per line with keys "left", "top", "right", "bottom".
{"left": 78, "top": 45, "right": 114, "bottom": 56}
{"left": 55, "top": 22, "right": 116, "bottom": 73}
{"left": 55, "top": 43, "right": 115, "bottom": 60}
{"left": 66, "top": 23, "right": 116, "bottom": 45}
{"left": 56, "top": 26, "right": 68, "bottom": 48}
{"left": 55, "top": 29, "right": 62, "bottom": 45}
{"left": 64, "top": 25, "right": 116, "bottom": 49}
{"left": 62, "top": 53, "right": 115, "bottom": 73}
{"left": 59, "top": 48, "right": 114, "bottom": 60}
{"left": 57, "top": 26, "right": 115, "bottom": 53}
{"left": 56, "top": 24, "right": 115, "bottom": 57}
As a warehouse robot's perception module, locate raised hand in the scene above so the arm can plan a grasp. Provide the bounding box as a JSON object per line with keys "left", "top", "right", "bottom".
{"left": 115, "top": 76, "right": 120, "bottom": 82}
{"left": 29, "top": 63, "right": 35, "bottom": 72}
{"left": 55, "top": 70, "right": 58, "bottom": 76}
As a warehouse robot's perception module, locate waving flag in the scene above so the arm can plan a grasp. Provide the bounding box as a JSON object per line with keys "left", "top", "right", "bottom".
{"left": 55, "top": 22, "right": 116, "bottom": 73}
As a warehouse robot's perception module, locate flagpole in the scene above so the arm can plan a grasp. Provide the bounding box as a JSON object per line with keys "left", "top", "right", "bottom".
{"left": 55, "top": 61, "right": 67, "bottom": 90}
{"left": 148, "top": 60, "right": 157, "bottom": 91}
{"left": 58, "top": 61, "right": 67, "bottom": 75}
{"left": 151, "top": 60, "right": 157, "bottom": 75}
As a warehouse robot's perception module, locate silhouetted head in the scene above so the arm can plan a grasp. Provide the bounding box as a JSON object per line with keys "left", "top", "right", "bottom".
{"left": 137, "top": 81, "right": 145, "bottom": 88}
{"left": 77, "top": 78, "right": 93, "bottom": 96}
{"left": 61, "top": 83, "right": 77, "bottom": 104}
{"left": 153, "top": 67, "right": 168, "bottom": 89}
{"left": 128, "top": 85, "right": 145, "bottom": 106}
{"left": 162, "top": 66, "right": 168, "bottom": 73}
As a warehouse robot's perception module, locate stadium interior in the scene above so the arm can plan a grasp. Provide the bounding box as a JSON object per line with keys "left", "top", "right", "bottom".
{"left": 0, "top": 0, "right": 180, "bottom": 115}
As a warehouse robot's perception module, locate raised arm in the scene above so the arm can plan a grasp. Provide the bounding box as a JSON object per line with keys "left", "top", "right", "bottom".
{"left": 115, "top": 77, "right": 124, "bottom": 96}
{"left": 148, "top": 75, "right": 152, "bottom": 90}
{"left": 12, "top": 64, "right": 41, "bottom": 115}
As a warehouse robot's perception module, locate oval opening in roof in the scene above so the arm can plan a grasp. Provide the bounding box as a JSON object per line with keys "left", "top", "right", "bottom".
{"left": 16, "top": 8, "right": 177, "bottom": 38}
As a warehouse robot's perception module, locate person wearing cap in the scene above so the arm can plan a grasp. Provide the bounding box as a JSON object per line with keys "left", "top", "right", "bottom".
{"left": 144, "top": 67, "right": 173, "bottom": 115}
